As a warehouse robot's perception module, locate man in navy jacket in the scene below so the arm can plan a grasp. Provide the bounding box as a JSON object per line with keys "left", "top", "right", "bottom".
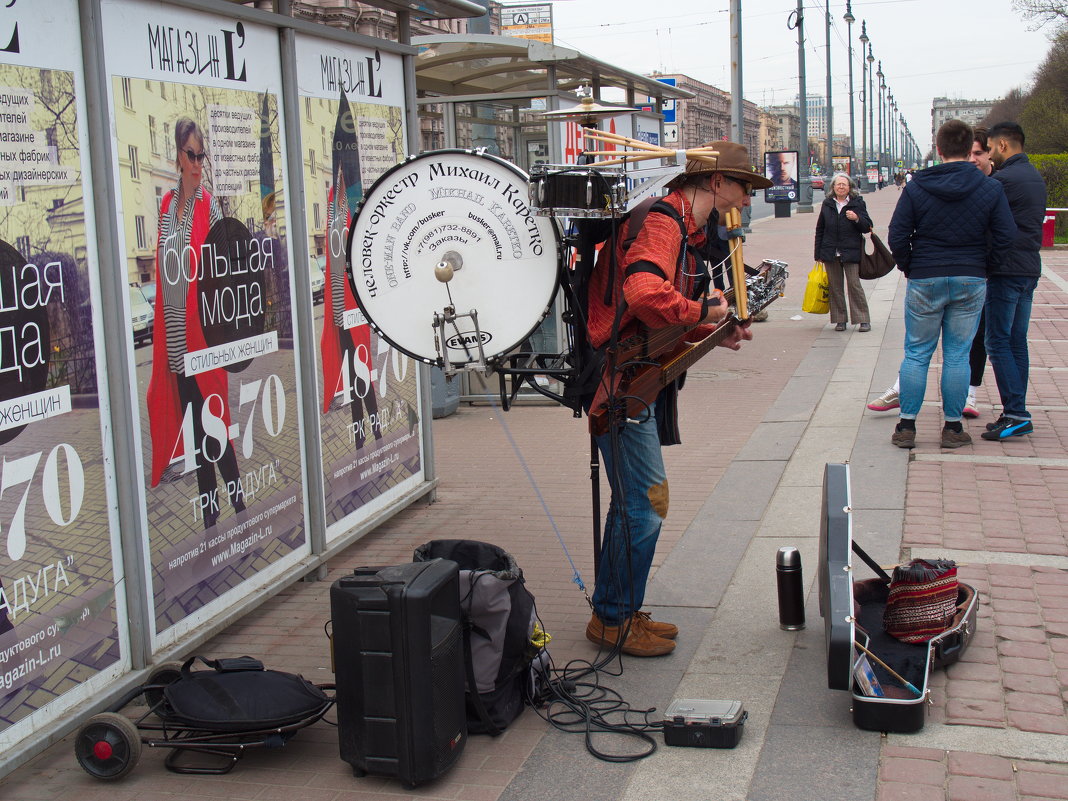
{"left": 980, "top": 122, "right": 1048, "bottom": 440}
{"left": 887, "top": 120, "right": 1016, "bottom": 449}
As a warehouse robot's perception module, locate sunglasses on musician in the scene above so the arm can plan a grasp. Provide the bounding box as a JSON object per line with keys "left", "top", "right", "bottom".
{"left": 722, "top": 174, "right": 754, "bottom": 195}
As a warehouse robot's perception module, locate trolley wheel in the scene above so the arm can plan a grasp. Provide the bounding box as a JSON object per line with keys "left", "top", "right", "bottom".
{"left": 75, "top": 712, "right": 142, "bottom": 780}
{"left": 144, "top": 660, "right": 184, "bottom": 710}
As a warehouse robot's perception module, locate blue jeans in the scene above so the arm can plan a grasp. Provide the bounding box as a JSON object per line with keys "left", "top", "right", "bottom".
{"left": 899, "top": 276, "right": 986, "bottom": 422}
{"left": 984, "top": 275, "right": 1039, "bottom": 420}
{"left": 592, "top": 398, "right": 667, "bottom": 625}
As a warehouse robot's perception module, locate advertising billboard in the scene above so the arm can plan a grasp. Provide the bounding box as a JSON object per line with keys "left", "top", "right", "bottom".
{"left": 100, "top": 0, "right": 309, "bottom": 648}
{"left": 0, "top": 0, "right": 129, "bottom": 740}
{"left": 293, "top": 34, "right": 424, "bottom": 542}
{"left": 764, "top": 150, "right": 798, "bottom": 203}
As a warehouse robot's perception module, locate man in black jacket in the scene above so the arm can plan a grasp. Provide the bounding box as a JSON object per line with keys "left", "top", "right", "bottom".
{"left": 887, "top": 120, "right": 1016, "bottom": 449}
{"left": 980, "top": 122, "right": 1048, "bottom": 440}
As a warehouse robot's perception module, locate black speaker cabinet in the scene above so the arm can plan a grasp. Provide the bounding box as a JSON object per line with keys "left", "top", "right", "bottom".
{"left": 330, "top": 558, "right": 467, "bottom": 787}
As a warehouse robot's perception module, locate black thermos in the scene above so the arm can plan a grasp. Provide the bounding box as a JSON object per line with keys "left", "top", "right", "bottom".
{"left": 776, "top": 546, "right": 805, "bottom": 630}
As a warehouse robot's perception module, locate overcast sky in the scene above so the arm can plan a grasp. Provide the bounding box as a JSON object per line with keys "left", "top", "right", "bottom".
{"left": 544, "top": 0, "right": 1056, "bottom": 151}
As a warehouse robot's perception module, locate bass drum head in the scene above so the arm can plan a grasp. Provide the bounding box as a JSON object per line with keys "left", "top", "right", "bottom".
{"left": 346, "top": 149, "right": 559, "bottom": 367}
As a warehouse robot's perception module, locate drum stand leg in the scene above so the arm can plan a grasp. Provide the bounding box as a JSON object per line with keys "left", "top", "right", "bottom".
{"left": 590, "top": 433, "right": 601, "bottom": 581}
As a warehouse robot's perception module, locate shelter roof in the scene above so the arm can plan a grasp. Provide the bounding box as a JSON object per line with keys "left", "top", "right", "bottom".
{"left": 413, "top": 34, "right": 695, "bottom": 102}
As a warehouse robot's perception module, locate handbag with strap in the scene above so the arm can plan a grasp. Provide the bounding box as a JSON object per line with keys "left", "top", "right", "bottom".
{"left": 859, "top": 232, "right": 895, "bottom": 280}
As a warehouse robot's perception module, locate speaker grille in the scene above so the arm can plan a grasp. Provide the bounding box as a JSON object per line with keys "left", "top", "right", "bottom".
{"left": 430, "top": 618, "right": 464, "bottom": 770}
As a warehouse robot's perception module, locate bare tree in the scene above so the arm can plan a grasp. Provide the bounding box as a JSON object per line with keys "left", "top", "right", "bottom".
{"left": 1013, "top": 0, "right": 1068, "bottom": 32}
{"left": 982, "top": 87, "right": 1029, "bottom": 126}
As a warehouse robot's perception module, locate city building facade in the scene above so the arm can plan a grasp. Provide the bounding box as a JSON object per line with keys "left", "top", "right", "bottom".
{"left": 766, "top": 104, "right": 801, "bottom": 152}
{"left": 644, "top": 72, "right": 762, "bottom": 166}
{"left": 931, "top": 96, "right": 997, "bottom": 144}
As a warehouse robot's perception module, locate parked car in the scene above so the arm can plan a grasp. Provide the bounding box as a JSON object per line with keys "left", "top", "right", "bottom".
{"left": 810, "top": 175, "right": 825, "bottom": 191}
{"left": 139, "top": 281, "right": 156, "bottom": 307}
{"left": 129, "top": 285, "right": 153, "bottom": 347}
{"left": 310, "top": 255, "right": 326, "bottom": 305}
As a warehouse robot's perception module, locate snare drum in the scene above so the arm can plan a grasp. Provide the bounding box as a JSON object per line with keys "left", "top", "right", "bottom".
{"left": 528, "top": 165, "right": 626, "bottom": 218}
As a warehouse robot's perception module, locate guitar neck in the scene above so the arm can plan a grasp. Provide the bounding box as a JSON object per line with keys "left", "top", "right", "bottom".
{"left": 660, "top": 318, "right": 738, "bottom": 386}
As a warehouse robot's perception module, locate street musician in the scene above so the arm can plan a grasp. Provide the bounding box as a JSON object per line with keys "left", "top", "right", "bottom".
{"left": 584, "top": 141, "right": 771, "bottom": 657}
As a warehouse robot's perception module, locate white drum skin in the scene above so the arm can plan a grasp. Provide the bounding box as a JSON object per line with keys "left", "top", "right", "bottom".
{"left": 346, "top": 150, "right": 560, "bottom": 367}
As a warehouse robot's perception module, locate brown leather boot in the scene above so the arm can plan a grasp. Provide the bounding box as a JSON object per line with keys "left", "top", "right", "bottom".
{"left": 585, "top": 614, "right": 675, "bottom": 657}
{"left": 632, "top": 610, "right": 678, "bottom": 639}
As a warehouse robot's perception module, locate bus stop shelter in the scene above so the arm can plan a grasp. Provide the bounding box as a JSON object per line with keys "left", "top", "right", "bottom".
{"left": 413, "top": 33, "right": 693, "bottom": 170}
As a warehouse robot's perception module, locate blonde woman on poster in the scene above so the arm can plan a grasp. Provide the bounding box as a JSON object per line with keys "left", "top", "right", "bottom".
{"left": 147, "top": 117, "right": 245, "bottom": 529}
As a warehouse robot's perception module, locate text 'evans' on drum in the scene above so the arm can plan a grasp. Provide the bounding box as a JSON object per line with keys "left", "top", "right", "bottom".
{"left": 345, "top": 149, "right": 559, "bottom": 368}
{"left": 528, "top": 164, "right": 627, "bottom": 218}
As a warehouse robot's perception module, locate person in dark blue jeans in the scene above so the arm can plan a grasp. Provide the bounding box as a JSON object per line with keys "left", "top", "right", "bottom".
{"left": 887, "top": 120, "right": 1016, "bottom": 449}
{"left": 981, "top": 122, "right": 1047, "bottom": 440}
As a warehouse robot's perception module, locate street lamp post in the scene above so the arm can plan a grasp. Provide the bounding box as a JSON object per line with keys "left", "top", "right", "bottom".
{"left": 877, "top": 60, "right": 884, "bottom": 185}
{"left": 790, "top": 0, "right": 813, "bottom": 212}
{"left": 844, "top": 2, "right": 855, "bottom": 180}
{"left": 859, "top": 21, "right": 869, "bottom": 189}
{"left": 824, "top": 0, "right": 833, "bottom": 181}
{"left": 887, "top": 92, "right": 894, "bottom": 169}
{"left": 866, "top": 42, "right": 874, "bottom": 186}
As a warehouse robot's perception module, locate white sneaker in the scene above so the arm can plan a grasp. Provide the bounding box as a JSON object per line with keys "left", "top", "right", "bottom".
{"left": 963, "top": 396, "right": 978, "bottom": 419}
{"left": 866, "top": 387, "right": 900, "bottom": 412}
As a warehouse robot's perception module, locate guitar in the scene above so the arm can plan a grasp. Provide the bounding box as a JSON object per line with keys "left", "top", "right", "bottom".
{"left": 587, "top": 258, "right": 788, "bottom": 436}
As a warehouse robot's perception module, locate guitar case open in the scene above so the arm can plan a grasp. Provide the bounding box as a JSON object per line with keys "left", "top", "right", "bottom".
{"left": 819, "top": 463, "right": 978, "bottom": 733}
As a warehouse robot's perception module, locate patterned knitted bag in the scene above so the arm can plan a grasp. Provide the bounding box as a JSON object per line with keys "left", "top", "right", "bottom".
{"left": 883, "top": 559, "right": 959, "bottom": 644}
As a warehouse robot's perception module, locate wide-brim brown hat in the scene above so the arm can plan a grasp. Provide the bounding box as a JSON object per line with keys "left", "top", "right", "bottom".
{"left": 686, "top": 140, "right": 773, "bottom": 189}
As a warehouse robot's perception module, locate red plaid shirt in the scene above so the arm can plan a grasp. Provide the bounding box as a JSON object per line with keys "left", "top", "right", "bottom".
{"left": 587, "top": 190, "right": 712, "bottom": 349}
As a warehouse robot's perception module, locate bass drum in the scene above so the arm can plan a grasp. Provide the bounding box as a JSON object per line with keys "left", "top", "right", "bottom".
{"left": 345, "top": 149, "right": 560, "bottom": 368}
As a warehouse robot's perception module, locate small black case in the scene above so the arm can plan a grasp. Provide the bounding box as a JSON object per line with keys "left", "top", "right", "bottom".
{"left": 662, "top": 699, "right": 747, "bottom": 748}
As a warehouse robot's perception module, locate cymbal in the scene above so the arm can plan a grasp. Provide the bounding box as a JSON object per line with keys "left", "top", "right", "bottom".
{"left": 539, "top": 95, "right": 637, "bottom": 122}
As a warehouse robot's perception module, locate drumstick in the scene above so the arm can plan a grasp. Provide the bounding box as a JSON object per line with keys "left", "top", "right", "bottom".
{"left": 853, "top": 641, "right": 922, "bottom": 697}
{"left": 581, "top": 134, "right": 664, "bottom": 153}
{"left": 587, "top": 148, "right": 722, "bottom": 163}
{"left": 594, "top": 153, "right": 717, "bottom": 167}
{"left": 581, "top": 129, "right": 644, "bottom": 144}
{"left": 594, "top": 153, "right": 718, "bottom": 167}
{"left": 585, "top": 131, "right": 721, "bottom": 160}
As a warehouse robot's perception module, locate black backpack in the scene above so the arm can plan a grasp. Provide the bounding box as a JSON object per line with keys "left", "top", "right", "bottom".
{"left": 562, "top": 198, "right": 689, "bottom": 408}
{"left": 413, "top": 540, "right": 546, "bottom": 736}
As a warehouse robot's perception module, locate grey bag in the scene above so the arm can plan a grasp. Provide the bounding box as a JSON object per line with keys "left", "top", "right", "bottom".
{"left": 414, "top": 540, "right": 545, "bottom": 735}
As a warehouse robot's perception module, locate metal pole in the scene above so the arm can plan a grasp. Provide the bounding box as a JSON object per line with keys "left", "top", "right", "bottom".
{"left": 859, "top": 22, "right": 869, "bottom": 190}
{"left": 277, "top": 0, "right": 327, "bottom": 561}
{"left": 792, "top": 0, "right": 813, "bottom": 212}
{"left": 730, "top": 0, "right": 743, "bottom": 143}
{"left": 877, "top": 63, "right": 884, "bottom": 179}
{"left": 824, "top": 0, "right": 833, "bottom": 179}
{"left": 867, "top": 43, "right": 874, "bottom": 183}
{"left": 844, "top": 2, "right": 855, "bottom": 179}
{"left": 78, "top": 0, "right": 152, "bottom": 669}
